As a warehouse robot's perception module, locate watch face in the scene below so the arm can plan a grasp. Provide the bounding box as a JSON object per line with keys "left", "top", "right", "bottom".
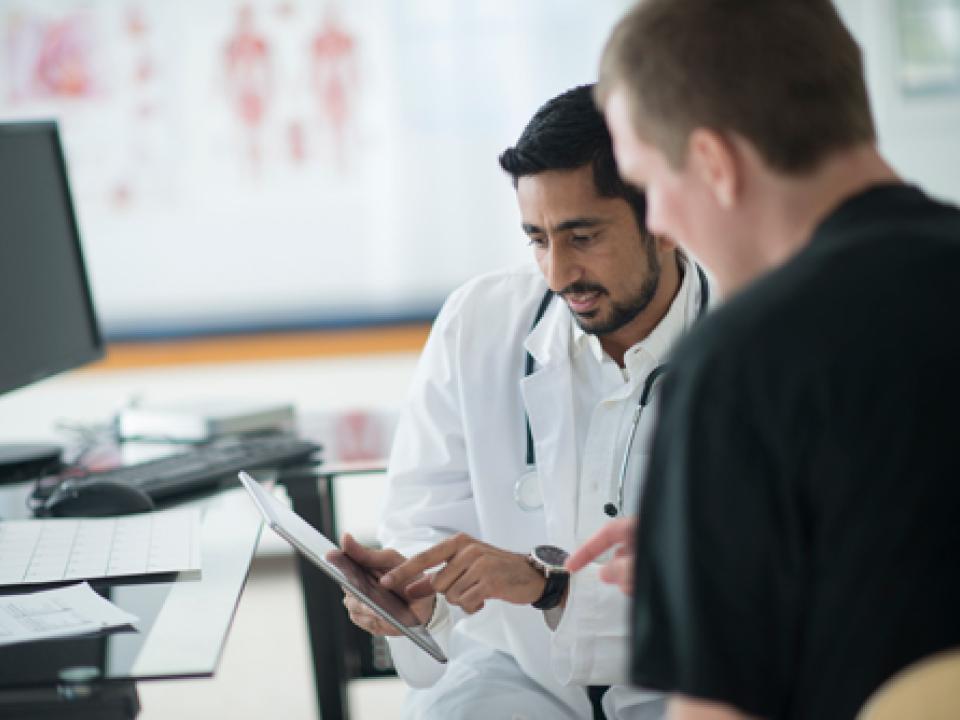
{"left": 534, "top": 545, "right": 569, "bottom": 568}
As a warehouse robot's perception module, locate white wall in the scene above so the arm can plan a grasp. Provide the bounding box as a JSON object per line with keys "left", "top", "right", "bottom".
{"left": 1, "top": 1, "right": 956, "bottom": 338}
{"left": 0, "top": 0, "right": 632, "bottom": 337}
{"left": 837, "top": 0, "right": 960, "bottom": 204}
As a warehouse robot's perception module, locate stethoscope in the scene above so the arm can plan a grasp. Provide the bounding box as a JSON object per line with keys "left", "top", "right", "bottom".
{"left": 515, "top": 264, "right": 709, "bottom": 516}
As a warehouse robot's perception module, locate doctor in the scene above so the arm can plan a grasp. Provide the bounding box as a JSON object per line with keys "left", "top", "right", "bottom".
{"left": 342, "top": 84, "right": 708, "bottom": 719}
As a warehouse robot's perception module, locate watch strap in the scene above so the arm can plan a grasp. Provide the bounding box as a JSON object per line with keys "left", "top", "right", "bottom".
{"left": 532, "top": 569, "right": 569, "bottom": 610}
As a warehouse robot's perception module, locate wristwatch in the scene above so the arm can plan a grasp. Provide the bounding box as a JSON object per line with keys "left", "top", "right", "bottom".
{"left": 528, "top": 545, "right": 570, "bottom": 610}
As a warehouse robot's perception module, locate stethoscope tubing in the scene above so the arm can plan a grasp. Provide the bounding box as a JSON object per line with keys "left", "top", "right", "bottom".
{"left": 606, "top": 363, "right": 670, "bottom": 517}
{"left": 520, "top": 264, "right": 709, "bottom": 515}
{"left": 525, "top": 289, "right": 558, "bottom": 466}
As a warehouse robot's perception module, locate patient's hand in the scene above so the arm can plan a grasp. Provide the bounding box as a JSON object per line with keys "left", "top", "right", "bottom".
{"left": 340, "top": 533, "right": 435, "bottom": 636}
{"left": 565, "top": 517, "right": 636, "bottom": 596}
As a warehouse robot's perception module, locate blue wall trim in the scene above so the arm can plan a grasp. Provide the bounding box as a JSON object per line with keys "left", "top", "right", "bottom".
{"left": 102, "top": 303, "right": 443, "bottom": 343}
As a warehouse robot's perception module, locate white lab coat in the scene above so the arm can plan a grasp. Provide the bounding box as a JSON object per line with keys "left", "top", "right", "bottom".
{"left": 379, "top": 262, "right": 705, "bottom": 718}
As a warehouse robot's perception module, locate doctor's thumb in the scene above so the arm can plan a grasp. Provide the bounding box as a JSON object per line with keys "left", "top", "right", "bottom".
{"left": 341, "top": 533, "right": 362, "bottom": 557}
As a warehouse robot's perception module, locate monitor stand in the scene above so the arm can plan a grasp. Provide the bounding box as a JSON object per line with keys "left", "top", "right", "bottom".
{"left": 0, "top": 444, "right": 63, "bottom": 485}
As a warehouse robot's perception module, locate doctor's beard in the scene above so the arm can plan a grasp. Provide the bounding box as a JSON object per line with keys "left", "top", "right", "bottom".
{"left": 563, "top": 243, "right": 662, "bottom": 337}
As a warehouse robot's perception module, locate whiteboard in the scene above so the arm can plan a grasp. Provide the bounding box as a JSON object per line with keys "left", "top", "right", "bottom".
{"left": 0, "top": 0, "right": 632, "bottom": 337}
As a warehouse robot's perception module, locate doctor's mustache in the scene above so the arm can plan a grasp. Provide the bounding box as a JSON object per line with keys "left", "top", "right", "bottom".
{"left": 560, "top": 282, "right": 608, "bottom": 297}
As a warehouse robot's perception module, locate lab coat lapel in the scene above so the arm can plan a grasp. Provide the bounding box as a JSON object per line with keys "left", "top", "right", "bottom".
{"left": 520, "top": 300, "right": 579, "bottom": 548}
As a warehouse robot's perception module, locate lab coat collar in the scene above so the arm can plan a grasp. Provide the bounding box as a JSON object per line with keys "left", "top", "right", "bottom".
{"left": 520, "top": 288, "right": 580, "bottom": 546}
{"left": 523, "top": 293, "right": 572, "bottom": 370}
{"left": 571, "top": 323, "right": 604, "bottom": 366}
{"left": 520, "top": 324, "right": 579, "bottom": 548}
{"left": 564, "top": 255, "right": 702, "bottom": 370}
{"left": 629, "top": 254, "right": 698, "bottom": 366}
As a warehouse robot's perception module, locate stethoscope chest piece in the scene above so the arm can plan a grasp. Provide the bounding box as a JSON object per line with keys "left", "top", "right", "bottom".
{"left": 514, "top": 467, "right": 543, "bottom": 512}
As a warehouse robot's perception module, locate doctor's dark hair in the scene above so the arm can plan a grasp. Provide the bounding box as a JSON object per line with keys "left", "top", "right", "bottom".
{"left": 498, "top": 84, "right": 648, "bottom": 233}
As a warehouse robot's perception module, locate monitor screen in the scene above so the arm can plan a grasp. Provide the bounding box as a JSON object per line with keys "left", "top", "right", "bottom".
{"left": 0, "top": 122, "right": 103, "bottom": 397}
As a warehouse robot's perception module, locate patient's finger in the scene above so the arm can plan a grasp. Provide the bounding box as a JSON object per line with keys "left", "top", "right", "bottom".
{"left": 565, "top": 517, "right": 635, "bottom": 572}
{"left": 598, "top": 556, "right": 633, "bottom": 595}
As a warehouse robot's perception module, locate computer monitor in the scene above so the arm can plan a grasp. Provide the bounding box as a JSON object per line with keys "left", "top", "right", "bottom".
{"left": 0, "top": 121, "right": 104, "bottom": 478}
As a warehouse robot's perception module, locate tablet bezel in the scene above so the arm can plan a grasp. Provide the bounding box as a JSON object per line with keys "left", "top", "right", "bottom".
{"left": 238, "top": 472, "right": 447, "bottom": 663}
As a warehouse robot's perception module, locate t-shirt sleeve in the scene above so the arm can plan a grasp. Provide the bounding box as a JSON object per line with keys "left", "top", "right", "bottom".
{"left": 630, "top": 353, "right": 805, "bottom": 718}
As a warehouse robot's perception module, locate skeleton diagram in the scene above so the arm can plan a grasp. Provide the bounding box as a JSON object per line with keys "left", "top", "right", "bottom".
{"left": 224, "top": 4, "right": 272, "bottom": 173}
{"left": 309, "top": 5, "right": 358, "bottom": 173}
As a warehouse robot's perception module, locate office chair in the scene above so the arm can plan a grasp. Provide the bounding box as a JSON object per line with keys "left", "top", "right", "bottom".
{"left": 857, "top": 648, "right": 960, "bottom": 720}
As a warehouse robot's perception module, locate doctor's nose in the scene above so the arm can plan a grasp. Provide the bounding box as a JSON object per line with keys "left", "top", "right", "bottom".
{"left": 541, "top": 243, "right": 582, "bottom": 293}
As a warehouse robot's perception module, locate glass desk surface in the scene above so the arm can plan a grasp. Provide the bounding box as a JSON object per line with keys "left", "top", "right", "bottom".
{"left": 0, "top": 482, "right": 263, "bottom": 691}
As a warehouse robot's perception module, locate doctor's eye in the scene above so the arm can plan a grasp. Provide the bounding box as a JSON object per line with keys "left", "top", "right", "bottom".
{"left": 527, "top": 236, "right": 547, "bottom": 249}
{"left": 571, "top": 232, "right": 599, "bottom": 246}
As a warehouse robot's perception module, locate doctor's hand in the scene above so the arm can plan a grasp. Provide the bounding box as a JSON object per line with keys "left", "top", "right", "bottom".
{"left": 565, "top": 517, "right": 636, "bottom": 596}
{"left": 339, "top": 533, "right": 436, "bottom": 637}
{"left": 380, "top": 533, "right": 549, "bottom": 614}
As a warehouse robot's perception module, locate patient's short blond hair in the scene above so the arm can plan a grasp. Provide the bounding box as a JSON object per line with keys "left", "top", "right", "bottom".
{"left": 597, "top": 0, "right": 876, "bottom": 173}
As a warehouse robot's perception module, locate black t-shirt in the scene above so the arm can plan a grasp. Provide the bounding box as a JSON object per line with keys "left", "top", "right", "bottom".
{"left": 632, "top": 184, "right": 960, "bottom": 720}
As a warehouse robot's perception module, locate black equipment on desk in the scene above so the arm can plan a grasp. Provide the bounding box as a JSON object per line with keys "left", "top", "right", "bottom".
{"left": 0, "top": 121, "right": 104, "bottom": 484}
{"left": 33, "top": 435, "right": 321, "bottom": 516}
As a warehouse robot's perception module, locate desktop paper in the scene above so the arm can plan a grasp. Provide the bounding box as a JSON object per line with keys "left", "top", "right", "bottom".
{"left": 0, "top": 508, "right": 202, "bottom": 586}
{"left": 0, "top": 582, "right": 139, "bottom": 647}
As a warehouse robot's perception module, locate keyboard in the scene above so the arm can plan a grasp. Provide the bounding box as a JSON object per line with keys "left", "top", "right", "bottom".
{"left": 42, "top": 435, "right": 321, "bottom": 503}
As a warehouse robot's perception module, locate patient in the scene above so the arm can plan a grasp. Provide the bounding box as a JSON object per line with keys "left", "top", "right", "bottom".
{"left": 570, "top": 1, "right": 960, "bottom": 719}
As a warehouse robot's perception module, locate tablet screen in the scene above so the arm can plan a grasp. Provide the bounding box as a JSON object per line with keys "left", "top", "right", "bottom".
{"left": 323, "top": 548, "right": 422, "bottom": 627}
{"left": 238, "top": 471, "right": 446, "bottom": 662}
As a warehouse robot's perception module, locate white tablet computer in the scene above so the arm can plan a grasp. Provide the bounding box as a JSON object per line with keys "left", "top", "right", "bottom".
{"left": 238, "top": 472, "right": 447, "bottom": 663}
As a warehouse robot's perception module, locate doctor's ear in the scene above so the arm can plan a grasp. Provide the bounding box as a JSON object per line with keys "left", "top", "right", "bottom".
{"left": 688, "top": 128, "right": 739, "bottom": 209}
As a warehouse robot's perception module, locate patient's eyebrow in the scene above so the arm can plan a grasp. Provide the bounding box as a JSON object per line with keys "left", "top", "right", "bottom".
{"left": 522, "top": 217, "right": 606, "bottom": 235}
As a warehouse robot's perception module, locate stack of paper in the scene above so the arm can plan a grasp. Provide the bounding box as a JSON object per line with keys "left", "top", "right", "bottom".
{"left": 117, "top": 398, "right": 296, "bottom": 442}
{"left": 0, "top": 582, "right": 139, "bottom": 647}
{"left": 0, "top": 508, "right": 202, "bottom": 587}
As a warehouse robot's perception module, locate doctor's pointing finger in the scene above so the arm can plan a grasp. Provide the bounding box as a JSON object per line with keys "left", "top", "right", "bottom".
{"left": 381, "top": 532, "right": 554, "bottom": 614}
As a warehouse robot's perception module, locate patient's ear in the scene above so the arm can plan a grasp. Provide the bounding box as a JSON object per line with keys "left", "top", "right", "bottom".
{"left": 688, "top": 129, "right": 739, "bottom": 209}
{"left": 652, "top": 234, "right": 676, "bottom": 252}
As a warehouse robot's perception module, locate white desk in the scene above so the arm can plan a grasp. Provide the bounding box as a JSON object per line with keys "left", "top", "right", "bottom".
{"left": 0, "top": 352, "right": 418, "bottom": 541}
{"left": 0, "top": 350, "right": 420, "bottom": 719}
{"left": 0, "top": 352, "right": 417, "bottom": 438}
